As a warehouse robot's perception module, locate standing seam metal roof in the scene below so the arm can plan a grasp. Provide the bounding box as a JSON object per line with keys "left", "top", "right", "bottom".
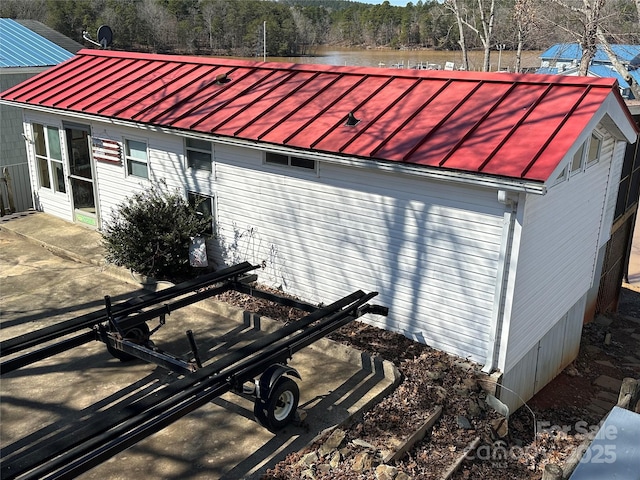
{"left": 0, "top": 49, "right": 632, "bottom": 183}
{"left": 0, "top": 18, "right": 76, "bottom": 67}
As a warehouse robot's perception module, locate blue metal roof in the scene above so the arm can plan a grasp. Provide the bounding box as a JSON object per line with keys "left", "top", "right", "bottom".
{"left": 0, "top": 18, "right": 75, "bottom": 67}
{"left": 540, "top": 43, "right": 640, "bottom": 64}
{"left": 535, "top": 67, "right": 559, "bottom": 75}
{"left": 589, "top": 64, "right": 640, "bottom": 90}
{"left": 536, "top": 64, "right": 634, "bottom": 89}
{"left": 535, "top": 63, "right": 640, "bottom": 98}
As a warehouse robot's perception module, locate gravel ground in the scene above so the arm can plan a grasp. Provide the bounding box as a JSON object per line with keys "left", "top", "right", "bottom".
{"left": 211, "top": 285, "right": 640, "bottom": 480}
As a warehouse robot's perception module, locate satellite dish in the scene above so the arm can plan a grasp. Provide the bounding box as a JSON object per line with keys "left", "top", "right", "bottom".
{"left": 83, "top": 25, "right": 113, "bottom": 49}
{"left": 97, "top": 25, "right": 113, "bottom": 48}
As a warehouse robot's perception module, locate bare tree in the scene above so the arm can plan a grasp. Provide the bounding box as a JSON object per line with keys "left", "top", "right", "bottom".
{"left": 513, "top": 0, "right": 536, "bottom": 72}
{"left": 545, "top": 0, "right": 603, "bottom": 74}
{"left": 291, "top": 8, "right": 316, "bottom": 55}
{"left": 445, "top": 0, "right": 496, "bottom": 72}
{"left": 596, "top": 29, "right": 640, "bottom": 98}
{"left": 477, "top": 0, "right": 497, "bottom": 72}
{"left": 547, "top": 0, "right": 640, "bottom": 98}
{"left": 138, "top": 0, "right": 178, "bottom": 52}
{"left": 444, "top": 0, "right": 470, "bottom": 70}
{"left": 580, "top": 0, "right": 606, "bottom": 74}
{"left": 200, "top": 0, "right": 217, "bottom": 51}
{"left": 0, "top": 0, "right": 47, "bottom": 20}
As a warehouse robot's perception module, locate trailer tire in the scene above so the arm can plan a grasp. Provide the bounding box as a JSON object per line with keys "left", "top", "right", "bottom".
{"left": 254, "top": 377, "right": 299, "bottom": 432}
{"left": 107, "top": 322, "right": 151, "bottom": 362}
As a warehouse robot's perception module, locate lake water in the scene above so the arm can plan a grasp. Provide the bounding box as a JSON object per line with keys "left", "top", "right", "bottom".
{"left": 241, "top": 46, "right": 543, "bottom": 72}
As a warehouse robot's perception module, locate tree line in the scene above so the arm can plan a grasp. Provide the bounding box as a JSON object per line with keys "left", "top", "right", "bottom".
{"left": 1, "top": 0, "right": 638, "bottom": 67}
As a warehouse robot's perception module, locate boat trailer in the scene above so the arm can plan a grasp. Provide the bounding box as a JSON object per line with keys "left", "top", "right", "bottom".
{"left": 0, "top": 262, "right": 387, "bottom": 480}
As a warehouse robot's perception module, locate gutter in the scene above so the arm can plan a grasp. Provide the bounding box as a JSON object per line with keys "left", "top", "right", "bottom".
{"left": 0, "top": 100, "right": 548, "bottom": 196}
{"left": 482, "top": 189, "right": 522, "bottom": 373}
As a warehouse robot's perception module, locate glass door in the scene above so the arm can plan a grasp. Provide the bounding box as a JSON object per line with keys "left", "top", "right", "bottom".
{"left": 65, "top": 125, "right": 98, "bottom": 227}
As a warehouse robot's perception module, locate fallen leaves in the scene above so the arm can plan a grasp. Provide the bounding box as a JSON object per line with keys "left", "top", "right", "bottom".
{"left": 210, "top": 284, "right": 640, "bottom": 479}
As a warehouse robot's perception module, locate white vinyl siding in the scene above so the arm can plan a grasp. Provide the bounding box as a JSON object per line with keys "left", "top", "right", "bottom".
{"left": 95, "top": 159, "right": 141, "bottom": 224}
{"left": 503, "top": 129, "right": 621, "bottom": 372}
{"left": 97, "top": 129, "right": 182, "bottom": 225}
{"left": 211, "top": 143, "right": 504, "bottom": 362}
{"left": 19, "top": 114, "right": 628, "bottom": 373}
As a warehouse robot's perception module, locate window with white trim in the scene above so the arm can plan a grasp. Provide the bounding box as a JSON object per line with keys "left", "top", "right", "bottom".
{"left": 33, "top": 123, "right": 66, "bottom": 193}
{"left": 265, "top": 152, "right": 316, "bottom": 171}
{"left": 570, "top": 141, "right": 586, "bottom": 175}
{"left": 553, "top": 166, "right": 567, "bottom": 185}
{"left": 188, "top": 192, "right": 215, "bottom": 236}
{"left": 587, "top": 133, "right": 602, "bottom": 166}
{"left": 186, "top": 138, "right": 212, "bottom": 172}
{"left": 125, "top": 139, "right": 149, "bottom": 179}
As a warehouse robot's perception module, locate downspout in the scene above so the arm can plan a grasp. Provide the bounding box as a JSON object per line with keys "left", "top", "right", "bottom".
{"left": 482, "top": 189, "right": 520, "bottom": 373}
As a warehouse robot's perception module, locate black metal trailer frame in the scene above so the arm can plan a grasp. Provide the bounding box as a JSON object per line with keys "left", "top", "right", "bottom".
{"left": 0, "top": 262, "right": 387, "bottom": 480}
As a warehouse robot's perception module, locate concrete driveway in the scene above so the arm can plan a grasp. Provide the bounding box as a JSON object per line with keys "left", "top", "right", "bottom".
{"left": 0, "top": 222, "right": 396, "bottom": 480}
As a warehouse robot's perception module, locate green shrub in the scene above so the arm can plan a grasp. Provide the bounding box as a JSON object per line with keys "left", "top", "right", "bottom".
{"left": 102, "top": 185, "right": 211, "bottom": 280}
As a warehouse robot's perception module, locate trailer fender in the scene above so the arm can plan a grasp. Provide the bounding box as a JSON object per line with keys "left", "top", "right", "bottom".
{"left": 256, "top": 364, "right": 300, "bottom": 402}
{"left": 254, "top": 365, "right": 301, "bottom": 431}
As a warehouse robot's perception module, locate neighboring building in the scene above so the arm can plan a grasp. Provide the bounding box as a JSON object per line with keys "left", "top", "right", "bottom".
{"left": 1, "top": 50, "right": 638, "bottom": 411}
{"left": 537, "top": 43, "right": 640, "bottom": 100}
{"left": 0, "top": 18, "right": 81, "bottom": 213}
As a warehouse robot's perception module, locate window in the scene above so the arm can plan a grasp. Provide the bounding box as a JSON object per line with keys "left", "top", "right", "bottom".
{"left": 125, "top": 139, "right": 149, "bottom": 179}
{"left": 33, "top": 123, "right": 66, "bottom": 193}
{"left": 587, "top": 133, "right": 602, "bottom": 166}
{"left": 553, "top": 166, "right": 567, "bottom": 185}
{"left": 265, "top": 152, "right": 316, "bottom": 170}
{"left": 188, "top": 192, "right": 215, "bottom": 236}
{"left": 570, "top": 141, "right": 586, "bottom": 175}
{"left": 186, "top": 138, "right": 212, "bottom": 172}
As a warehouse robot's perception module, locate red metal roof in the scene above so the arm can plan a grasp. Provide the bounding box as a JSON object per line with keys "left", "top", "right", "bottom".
{"left": 0, "top": 49, "right": 629, "bottom": 183}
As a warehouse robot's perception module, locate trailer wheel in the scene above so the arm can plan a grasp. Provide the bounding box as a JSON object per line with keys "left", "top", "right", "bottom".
{"left": 254, "top": 377, "right": 299, "bottom": 431}
{"left": 107, "top": 322, "right": 151, "bottom": 362}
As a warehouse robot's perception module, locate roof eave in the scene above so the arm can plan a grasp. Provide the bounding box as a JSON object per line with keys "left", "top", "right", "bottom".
{"left": 2, "top": 100, "right": 548, "bottom": 195}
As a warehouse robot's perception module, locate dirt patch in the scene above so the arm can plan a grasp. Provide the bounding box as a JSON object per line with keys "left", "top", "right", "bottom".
{"left": 212, "top": 285, "right": 640, "bottom": 479}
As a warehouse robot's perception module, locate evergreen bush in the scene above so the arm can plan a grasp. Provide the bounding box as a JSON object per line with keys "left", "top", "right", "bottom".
{"left": 102, "top": 185, "right": 211, "bottom": 281}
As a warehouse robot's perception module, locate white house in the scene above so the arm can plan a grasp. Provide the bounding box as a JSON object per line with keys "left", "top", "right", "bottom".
{"left": 1, "top": 49, "right": 637, "bottom": 410}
